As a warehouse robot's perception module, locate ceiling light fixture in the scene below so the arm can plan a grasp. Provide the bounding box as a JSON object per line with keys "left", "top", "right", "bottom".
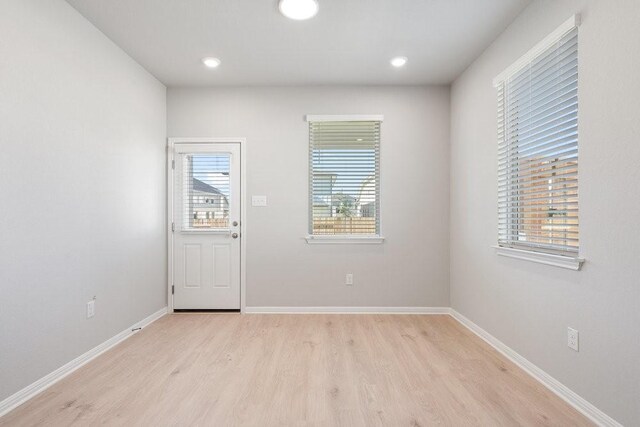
{"left": 279, "top": 0, "right": 319, "bottom": 20}
{"left": 390, "top": 56, "right": 408, "bottom": 68}
{"left": 202, "top": 57, "right": 221, "bottom": 68}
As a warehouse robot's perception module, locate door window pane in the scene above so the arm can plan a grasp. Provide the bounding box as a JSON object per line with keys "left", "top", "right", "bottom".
{"left": 183, "top": 154, "right": 230, "bottom": 230}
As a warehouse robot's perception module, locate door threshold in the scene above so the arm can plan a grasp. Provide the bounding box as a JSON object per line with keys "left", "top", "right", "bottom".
{"left": 173, "top": 309, "right": 241, "bottom": 313}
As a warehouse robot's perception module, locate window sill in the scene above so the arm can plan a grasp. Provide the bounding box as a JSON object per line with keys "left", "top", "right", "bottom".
{"left": 493, "top": 246, "right": 584, "bottom": 270}
{"left": 305, "top": 235, "right": 385, "bottom": 245}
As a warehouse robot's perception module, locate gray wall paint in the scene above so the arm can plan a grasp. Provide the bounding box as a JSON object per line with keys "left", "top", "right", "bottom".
{"left": 168, "top": 86, "right": 450, "bottom": 308}
{"left": 450, "top": 1, "right": 639, "bottom": 424}
{"left": 0, "top": 0, "right": 167, "bottom": 401}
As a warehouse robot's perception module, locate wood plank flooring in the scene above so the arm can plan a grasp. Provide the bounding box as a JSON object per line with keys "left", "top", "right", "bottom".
{"left": 0, "top": 314, "right": 592, "bottom": 426}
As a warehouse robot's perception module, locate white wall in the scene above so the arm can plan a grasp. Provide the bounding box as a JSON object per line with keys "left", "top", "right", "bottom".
{"left": 0, "top": 0, "right": 167, "bottom": 402}
{"left": 168, "top": 86, "right": 450, "bottom": 308}
{"left": 450, "top": 1, "right": 640, "bottom": 424}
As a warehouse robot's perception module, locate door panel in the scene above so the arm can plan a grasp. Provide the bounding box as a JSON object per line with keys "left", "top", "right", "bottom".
{"left": 183, "top": 244, "right": 202, "bottom": 288}
{"left": 172, "top": 143, "right": 241, "bottom": 310}
{"left": 213, "top": 244, "right": 231, "bottom": 288}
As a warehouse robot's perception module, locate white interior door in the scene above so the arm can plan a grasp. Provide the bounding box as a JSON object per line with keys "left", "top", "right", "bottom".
{"left": 171, "top": 142, "right": 241, "bottom": 310}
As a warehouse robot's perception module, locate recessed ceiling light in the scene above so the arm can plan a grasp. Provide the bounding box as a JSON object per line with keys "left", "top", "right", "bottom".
{"left": 202, "top": 57, "right": 221, "bottom": 68}
{"left": 390, "top": 56, "right": 408, "bottom": 68}
{"left": 279, "top": 0, "right": 319, "bottom": 20}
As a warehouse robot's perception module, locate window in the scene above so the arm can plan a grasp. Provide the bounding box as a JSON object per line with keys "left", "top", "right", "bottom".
{"left": 181, "top": 153, "right": 230, "bottom": 230}
{"left": 495, "top": 16, "right": 580, "bottom": 260}
{"left": 307, "top": 115, "right": 382, "bottom": 242}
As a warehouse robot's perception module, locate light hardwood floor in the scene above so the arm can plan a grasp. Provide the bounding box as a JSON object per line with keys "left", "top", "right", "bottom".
{"left": 0, "top": 314, "right": 592, "bottom": 426}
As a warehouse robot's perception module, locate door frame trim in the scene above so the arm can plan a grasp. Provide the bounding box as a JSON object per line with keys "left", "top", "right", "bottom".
{"left": 167, "top": 137, "right": 247, "bottom": 313}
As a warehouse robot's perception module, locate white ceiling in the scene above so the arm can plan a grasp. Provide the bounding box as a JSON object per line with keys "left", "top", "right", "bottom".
{"left": 65, "top": 0, "right": 531, "bottom": 87}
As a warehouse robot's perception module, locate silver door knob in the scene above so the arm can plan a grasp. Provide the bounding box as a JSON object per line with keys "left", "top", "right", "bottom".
{"left": 231, "top": 232, "right": 239, "bottom": 239}
{"left": 232, "top": 221, "right": 238, "bottom": 227}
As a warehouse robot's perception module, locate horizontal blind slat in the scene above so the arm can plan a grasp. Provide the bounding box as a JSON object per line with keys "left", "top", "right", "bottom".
{"left": 498, "top": 154, "right": 578, "bottom": 178}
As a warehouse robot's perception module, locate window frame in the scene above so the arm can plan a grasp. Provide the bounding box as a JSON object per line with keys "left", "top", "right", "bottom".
{"left": 492, "top": 15, "right": 584, "bottom": 270}
{"left": 305, "top": 114, "right": 385, "bottom": 245}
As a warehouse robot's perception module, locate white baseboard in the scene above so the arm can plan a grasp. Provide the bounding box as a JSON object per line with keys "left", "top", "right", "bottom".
{"left": 449, "top": 309, "right": 621, "bottom": 427}
{"left": 244, "top": 306, "right": 450, "bottom": 314}
{"left": 0, "top": 306, "right": 168, "bottom": 418}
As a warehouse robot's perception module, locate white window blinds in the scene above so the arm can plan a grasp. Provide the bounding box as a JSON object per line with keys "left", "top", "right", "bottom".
{"left": 180, "top": 153, "right": 230, "bottom": 230}
{"left": 308, "top": 118, "right": 381, "bottom": 236}
{"left": 495, "top": 18, "right": 579, "bottom": 256}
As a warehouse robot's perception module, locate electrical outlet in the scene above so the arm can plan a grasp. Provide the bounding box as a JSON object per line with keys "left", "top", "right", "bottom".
{"left": 567, "top": 327, "right": 579, "bottom": 351}
{"left": 87, "top": 299, "right": 95, "bottom": 318}
{"left": 345, "top": 273, "right": 353, "bottom": 286}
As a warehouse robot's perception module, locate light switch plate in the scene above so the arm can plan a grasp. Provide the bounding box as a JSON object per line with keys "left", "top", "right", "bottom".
{"left": 252, "top": 195, "right": 267, "bottom": 207}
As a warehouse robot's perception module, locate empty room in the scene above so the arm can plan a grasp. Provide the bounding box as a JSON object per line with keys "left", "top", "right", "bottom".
{"left": 1, "top": 0, "right": 638, "bottom": 425}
